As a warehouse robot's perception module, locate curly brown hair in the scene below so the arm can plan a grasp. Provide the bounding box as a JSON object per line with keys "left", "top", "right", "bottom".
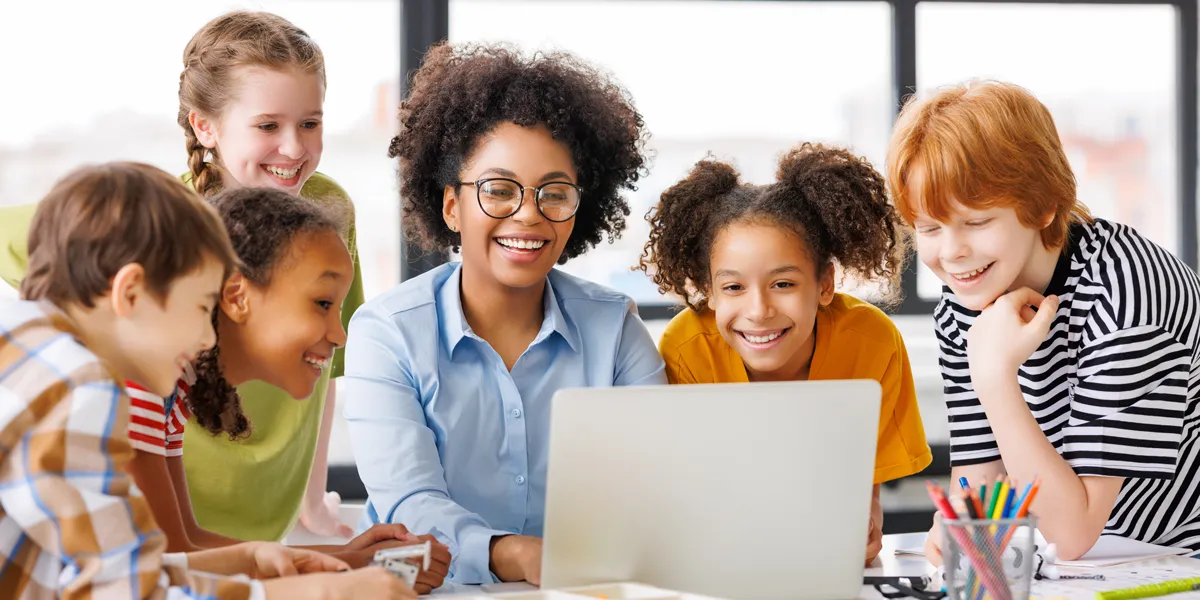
{"left": 638, "top": 143, "right": 909, "bottom": 312}
{"left": 188, "top": 186, "right": 346, "bottom": 439}
{"left": 388, "top": 42, "right": 648, "bottom": 262}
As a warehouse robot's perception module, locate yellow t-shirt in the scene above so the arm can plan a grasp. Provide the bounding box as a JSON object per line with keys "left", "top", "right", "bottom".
{"left": 658, "top": 292, "right": 932, "bottom": 484}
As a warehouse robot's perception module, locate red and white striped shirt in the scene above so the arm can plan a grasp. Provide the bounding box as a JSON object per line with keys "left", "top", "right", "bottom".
{"left": 127, "top": 363, "right": 195, "bottom": 457}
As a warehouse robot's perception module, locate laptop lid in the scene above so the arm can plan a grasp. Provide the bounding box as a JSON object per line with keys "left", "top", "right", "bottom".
{"left": 541, "top": 380, "right": 882, "bottom": 600}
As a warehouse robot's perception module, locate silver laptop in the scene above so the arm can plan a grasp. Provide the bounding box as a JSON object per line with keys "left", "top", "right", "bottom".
{"left": 540, "top": 380, "right": 882, "bottom": 600}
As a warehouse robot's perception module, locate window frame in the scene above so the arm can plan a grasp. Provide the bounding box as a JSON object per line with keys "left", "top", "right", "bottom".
{"left": 399, "top": 0, "right": 1197, "bottom": 316}
{"left": 327, "top": 0, "right": 1197, "bottom": 503}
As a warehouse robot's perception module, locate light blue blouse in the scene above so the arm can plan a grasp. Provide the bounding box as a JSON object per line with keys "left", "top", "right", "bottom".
{"left": 343, "top": 263, "right": 667, "bottom": 583}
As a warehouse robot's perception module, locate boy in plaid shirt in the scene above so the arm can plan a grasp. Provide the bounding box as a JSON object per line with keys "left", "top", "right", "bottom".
{"left": 0, "top": 162, "right": 413, "bottom": 600}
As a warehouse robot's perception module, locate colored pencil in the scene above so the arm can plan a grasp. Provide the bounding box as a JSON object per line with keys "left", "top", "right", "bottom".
{"left": 927, "top": 482, "right": 1013, "bottom": 600}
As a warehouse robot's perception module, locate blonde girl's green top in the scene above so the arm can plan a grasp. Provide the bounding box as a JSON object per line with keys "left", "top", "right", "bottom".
{"left": 0, "top": 173, "right": 365, "bottom": 540}
{"left": 179, "top": 170, "right": 366, "bottom": 540}
{"left": 0, "top": 202, "right": 37, "bottom": 290}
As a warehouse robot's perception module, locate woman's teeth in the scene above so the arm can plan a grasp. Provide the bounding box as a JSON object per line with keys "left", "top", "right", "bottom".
{"left": 497, "top": 238, "right": 547, "bottom": 250}
{"left": 304, "top": 355, "right": 328, "bottom": 370}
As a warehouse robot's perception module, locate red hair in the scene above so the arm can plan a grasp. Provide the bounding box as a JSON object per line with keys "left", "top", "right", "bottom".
{"left": 886, "top": 80, "right": 1091, "bottom": 249}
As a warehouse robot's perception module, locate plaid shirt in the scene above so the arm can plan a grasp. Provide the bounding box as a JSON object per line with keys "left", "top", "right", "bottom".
{"left": 0, "top": 301, "right": 254, "bottom": 600}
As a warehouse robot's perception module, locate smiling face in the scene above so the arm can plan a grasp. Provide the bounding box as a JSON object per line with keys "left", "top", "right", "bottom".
{"left": 112, "top": 256, "right": 227, "bottom": 397}
{"left": 707, "top": 220, "right": 834, "bottom": 382}
{"left": 225, "top": 230, "right": 352, "bottom": 398}
{"left": 443, "top": 122, "right": 577, "bottom": 292}
{"left": 191, "top": 66, "right": 324, "bottom": 194}
{"left": 911, "top": 199, "right": 1050, "bottom": 311}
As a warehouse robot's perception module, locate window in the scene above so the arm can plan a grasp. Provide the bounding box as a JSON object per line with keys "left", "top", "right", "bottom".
{"left": 0, "top": 0, "right": 402, "bottom": 300}
{"left": 450, "top": 0, "right": 893, "bottom": 306}
{"left": 914, "top": 3, "right": 1179, "bottom": 300}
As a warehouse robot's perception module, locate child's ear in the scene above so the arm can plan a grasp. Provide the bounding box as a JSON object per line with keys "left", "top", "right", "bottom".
{"left": 220, "top": 272, "right": 252, "bottom": 324}
{"left": 818, "top": 262, "right": 836, "bottom": 307}
{"left": 1040, "top": 210, "right": 1056, "bottom": 229}
{"left": 443, "top": 185, "right": 460, "bottom": 233}
{"left": 188, "top": 111, "right": 219, "bottom": 149}
{"left": 109, "top": 263, "right": 147, "bottom": 317}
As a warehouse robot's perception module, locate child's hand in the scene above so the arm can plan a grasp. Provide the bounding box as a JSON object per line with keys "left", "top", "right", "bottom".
{"left": 332, "top": 524, "right": 417, "bottom": 568}
{"left": 865, "top": 518, "right": 883, "bottom": 566}
{"left": 335, "top": 534, "right": 452, "bottom": 593}
{"left": 865, "top": 486, "right": 883, "bottom": 566}
{"left": 966, "top": 287, "right": 1059, "bottom": 385}
{"left": 925, "top": 514, "right": 945, "bottom": 567}
{"left": 375, "top": 535, "right": 452, "bottom": 594}
{"left": 262, "top": 567, "right": 417, "bottom": 600}
{"left": 299, "top": 490, "right": 355, "bottom": 539}
{"left": 246, "top": 542, "right": 350, "bottom": 578}
{"left": 343, "top": 523, "right": 417, "bottom": 552}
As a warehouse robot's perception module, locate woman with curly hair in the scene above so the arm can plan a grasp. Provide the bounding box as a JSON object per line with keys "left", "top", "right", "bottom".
{"left": 638, "top": 143, "right": 933, "bottom": 565}
{"left": 342, "top": 42, "right": 666, "bottom": 585}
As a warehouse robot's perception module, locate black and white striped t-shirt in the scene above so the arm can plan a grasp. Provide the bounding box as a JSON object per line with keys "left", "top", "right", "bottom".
{"left": 938, "top": 217, "right": 1200, "bottom": 549}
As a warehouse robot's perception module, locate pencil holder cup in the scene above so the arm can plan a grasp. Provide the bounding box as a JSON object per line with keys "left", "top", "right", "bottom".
{"left": 942, "top": 517, "right": 1038, "bottom": 600}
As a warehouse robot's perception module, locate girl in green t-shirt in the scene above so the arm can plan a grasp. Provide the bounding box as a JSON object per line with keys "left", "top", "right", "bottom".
{"left": 173, "top": 10, "right": 366, "bottom": 544}
{"left": 121, "top": 186, "right": 448, "bottom": 592}
{"left": 0, "top": 9, "right": 380, "bottom": 553}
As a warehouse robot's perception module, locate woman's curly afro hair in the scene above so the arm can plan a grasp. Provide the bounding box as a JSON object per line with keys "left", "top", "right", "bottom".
{"left": 388, "top": 42, "right": 649, "bottom": 263}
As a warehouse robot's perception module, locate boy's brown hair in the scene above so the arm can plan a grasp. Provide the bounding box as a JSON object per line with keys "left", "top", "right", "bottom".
{"left": 886, "top": 80, "right": 1091, "bottom": 249}
{"left": 20, "top": 162, "right": 238, "bottom": 307}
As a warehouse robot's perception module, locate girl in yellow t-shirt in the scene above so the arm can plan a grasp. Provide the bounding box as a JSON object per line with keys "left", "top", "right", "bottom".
{"left": 637, "top": 143, "right": 932, "bottom": 565}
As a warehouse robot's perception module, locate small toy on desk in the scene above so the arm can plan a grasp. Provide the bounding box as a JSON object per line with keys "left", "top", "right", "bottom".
{"left": 1031, "top": 544, "right": 1108, "bottom": 581}
{"left": 370, "top": 541, "right": 432, "bottom": 588}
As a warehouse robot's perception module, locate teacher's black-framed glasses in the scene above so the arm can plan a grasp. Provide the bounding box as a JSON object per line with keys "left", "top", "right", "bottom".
{"left": 457, "top": 177, "right": 582, "bottom": 222}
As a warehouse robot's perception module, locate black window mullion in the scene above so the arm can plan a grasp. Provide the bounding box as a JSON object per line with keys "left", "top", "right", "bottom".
{"left": 399, "top": 0, "right": 450, "bottom": 283}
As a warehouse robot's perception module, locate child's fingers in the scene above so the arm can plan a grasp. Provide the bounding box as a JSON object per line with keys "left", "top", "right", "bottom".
{"left": 1003, "top": 287, "right": 1048, "bottom": 311}
{"left": 423, "top": 539, "right": 452, "bottom": 570}
{"left": 415, "top": 568, "right": 445, "bottom": 594}
{"left": 348, "top": 524, "right": 412, "bottom": 550}
{"left": 924, "top": 535, "right": 944, "bottom": 567}
{"left": 368, "top": 523, "right": 413, "bottom": 543}
{"left": 1031, "top": 294, "right": 1059, "bottom": 332}
{"left": 301, "top": 552, "right": 351, "bottom": 574}
{"left": 1019, "top": 305, "right": 1037, "bottom": 323}
{"left": 272, "top": 553, "right": 299, "bottom": 577}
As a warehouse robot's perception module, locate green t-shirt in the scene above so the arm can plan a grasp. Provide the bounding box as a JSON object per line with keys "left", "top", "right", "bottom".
{"left": 0, "top": 202, "right": 37, "bottom": 290}
{"left": 0, "top": 173, "right": 366, "bottom": 541}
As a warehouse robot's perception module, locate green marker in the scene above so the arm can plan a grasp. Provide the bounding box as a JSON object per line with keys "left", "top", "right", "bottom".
{"left": 1095, "top": 577, "right": 1200, "bottom": 600}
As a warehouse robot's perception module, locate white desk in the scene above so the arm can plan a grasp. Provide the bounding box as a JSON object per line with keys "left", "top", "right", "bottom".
{"left": 433, "top": 533, "right": 1200, "bottom": 600}
{"left": 286, "top": 514, "right": 1200, "bottom": 600}
{"left": 429, "top": 534, "right": 934, "bottom": 598}
{"left": 864, "top": 534, "right": 1200, "bottom": 600}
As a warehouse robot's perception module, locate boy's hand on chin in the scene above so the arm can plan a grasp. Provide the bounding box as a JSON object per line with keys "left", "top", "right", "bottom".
{"left": 967, "top": 287, "right": 1059, "bottom": 387}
